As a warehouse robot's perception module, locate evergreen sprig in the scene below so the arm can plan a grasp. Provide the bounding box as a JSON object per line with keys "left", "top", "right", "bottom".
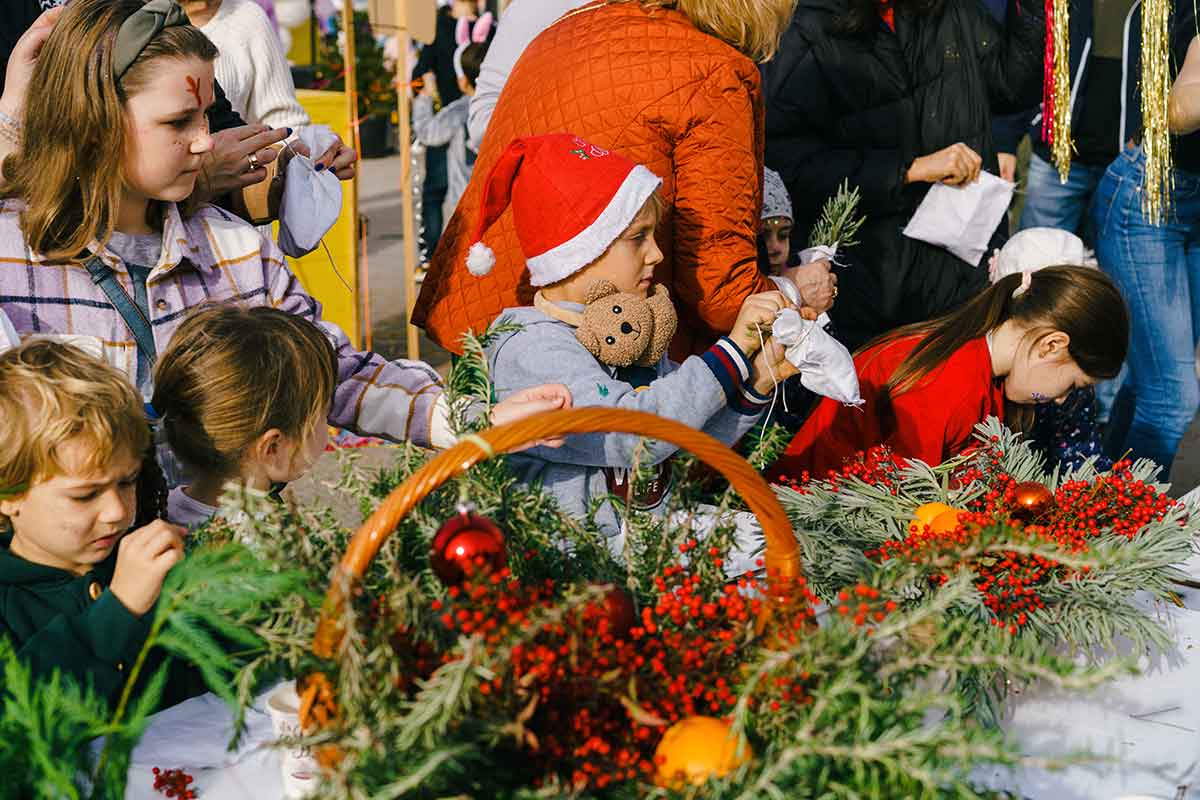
{"left": 0, "top": 540, "right": 308, "bottom": 799}
{"left": 808, "top": 179, "right": 866, "bottom": 251}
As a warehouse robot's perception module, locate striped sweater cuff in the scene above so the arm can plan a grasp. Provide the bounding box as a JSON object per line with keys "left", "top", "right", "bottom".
{"left": 733, "top": 382, "right": 773, "bottom": 417}
{"left": 701, "top": 337, "right": 752, "bottom": 404}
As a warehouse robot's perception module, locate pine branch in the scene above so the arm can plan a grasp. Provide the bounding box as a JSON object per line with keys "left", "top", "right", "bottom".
{"left": 808, "top": 179, "right": 866, "bottom": 251}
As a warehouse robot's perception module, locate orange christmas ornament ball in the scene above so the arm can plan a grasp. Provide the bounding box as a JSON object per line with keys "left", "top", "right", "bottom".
{"left": 1010, "top": 480, "right": 1054, "bottom": 521}
{"left": 654, "top": 716, "right": 752, "bottom": 787}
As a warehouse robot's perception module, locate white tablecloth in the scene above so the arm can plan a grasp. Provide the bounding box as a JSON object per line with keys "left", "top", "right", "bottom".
{"left": 977, "top": 583, "right": 1200, "bottom": 800}
{"left": 118, "top": 689, "right": 283, "bottom": 800}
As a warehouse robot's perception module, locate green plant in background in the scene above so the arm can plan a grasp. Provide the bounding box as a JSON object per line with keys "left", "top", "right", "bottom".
{"left": 311, "top": 11, "right": 397, "bottom": 120}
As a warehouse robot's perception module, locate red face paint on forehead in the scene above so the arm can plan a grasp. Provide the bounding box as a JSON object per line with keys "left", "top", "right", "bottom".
{"left": 185, "top": 75, "right": 202, "bottom": 109}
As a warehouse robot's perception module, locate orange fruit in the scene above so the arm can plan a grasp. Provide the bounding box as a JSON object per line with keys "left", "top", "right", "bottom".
{"left": 654, "top": 716, "right": 752, "bottom": 787}
{"left": 910, "top": 502, "right": 955, "bottom": 532}
{"left": 928, "top": 508, "right": 964, "bottom": 534}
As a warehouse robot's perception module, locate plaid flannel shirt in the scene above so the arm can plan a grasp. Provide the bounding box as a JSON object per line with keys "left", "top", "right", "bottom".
{"left": 0, "top": 200, "right": 445, "bottom": 448}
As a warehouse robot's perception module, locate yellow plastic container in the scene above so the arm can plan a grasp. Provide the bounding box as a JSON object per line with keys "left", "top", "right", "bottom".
{"left": 280, "top": 89, "right": 361, "bottom": 347}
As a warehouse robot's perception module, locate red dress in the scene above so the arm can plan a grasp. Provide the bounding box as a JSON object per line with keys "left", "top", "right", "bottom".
{"left": 773, "top": 336, "right": 1004, "bottom": 479}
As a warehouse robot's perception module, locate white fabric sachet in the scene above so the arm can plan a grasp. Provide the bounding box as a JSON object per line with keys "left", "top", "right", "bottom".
{"left": 901, "top": 171, "right": 1014, "bottom": 266}
{"left": 277, "top": 125, "right": 343, "bottom": 258}
{"left": 771, "top": 308, "right": 862, "bottom": 406}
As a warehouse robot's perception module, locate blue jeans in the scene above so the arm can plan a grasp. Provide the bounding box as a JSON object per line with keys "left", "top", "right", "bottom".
{"left": 421, "top": 144, "right": 449, "bottom": 257}
{"left": 1091, "top": 145, "right": 1200, "bottom": 479}
{"left": 1019, "top": 152, "right": 1107, "bottom": 237}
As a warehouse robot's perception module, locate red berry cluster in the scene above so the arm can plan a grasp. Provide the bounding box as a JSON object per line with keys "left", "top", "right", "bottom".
{"left": 416, "top": 547, "right": 821, "bottom": 792}
{"left": 872, "top": 454, "right": 1177, "bottom": 633}
{"left": 151, "top": 767, "right": 195, "bottom": 798}
{"left": 1042, "top": 461, "right": 1174, "bottom": 543}
{"left": 951, "top": 435, "right": 1011, "bottom": 489}
{"left": 834, "top": 583, "right": 898, "bottom": 633}
{"left": 776, "top": 445, "right": 900, "bottom": 493}
{"left": 870, "top": 510, "right": 1052, "bottom": 633}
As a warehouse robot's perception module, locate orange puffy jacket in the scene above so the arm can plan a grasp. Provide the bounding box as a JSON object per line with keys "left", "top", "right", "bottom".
{"left": 412, "top": 1, "right": 774, "bottom": 358}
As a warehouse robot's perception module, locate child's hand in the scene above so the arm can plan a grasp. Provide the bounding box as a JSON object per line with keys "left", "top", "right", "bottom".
{"left": 750, "top": 336, "right": 800, "bottom": 396}
{"left": 417, "top": 71, "right": 437, "bottom": 98}
{"left": 110, "top": 521, "right": 186, "bottom": 617}
{"left": 492, "top": 383, "right": 573, "bottom": 449}
{"left": 730, "top": 291, "right": 791, "bottom": 357}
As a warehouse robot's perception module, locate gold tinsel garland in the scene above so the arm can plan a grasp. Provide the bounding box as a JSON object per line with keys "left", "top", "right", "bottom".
{"left": 1140, "top": 0, "right": 1175, "bottom": 224}
{"left": 1046, "top": 0, "right": 1073, "bottom": 182}
{"left": 1043, "top": 0, "right": 1177, "bottom": 221}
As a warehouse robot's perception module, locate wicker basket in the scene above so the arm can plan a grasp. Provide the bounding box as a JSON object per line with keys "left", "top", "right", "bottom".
{"left": 299, "top": 408, "right": 801, "bottom": 753}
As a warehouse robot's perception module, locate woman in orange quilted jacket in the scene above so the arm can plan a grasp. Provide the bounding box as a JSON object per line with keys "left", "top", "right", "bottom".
{"left": 413, "top": 0, "right": 831, "bottom": 359}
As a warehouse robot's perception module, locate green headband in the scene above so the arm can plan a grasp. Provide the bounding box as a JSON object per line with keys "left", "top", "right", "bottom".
{"left": 112, "top": 0, "right": 190, "bottom": 81}
{"left": 0, "top": 484, "right": 28, "bottom": 501}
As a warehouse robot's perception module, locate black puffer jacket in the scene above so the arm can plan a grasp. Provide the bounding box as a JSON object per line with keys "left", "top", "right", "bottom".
{"left": 763, "top": 0, "right": 1044, "bottom": 349}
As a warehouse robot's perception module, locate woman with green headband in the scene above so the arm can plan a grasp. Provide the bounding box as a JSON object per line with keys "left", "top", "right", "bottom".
{"left": 0, "top": 2, "right": 357, "bottom": 209}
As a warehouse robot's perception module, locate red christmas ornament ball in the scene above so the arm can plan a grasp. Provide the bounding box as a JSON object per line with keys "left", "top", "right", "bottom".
{"left": 596, "top": 584, "right": 636, "bottom": 638}
{"left": 1010, "top": 481, "right": 1054, "bottom": 521}
{"left": 430, "top": 510, "right": 507, "bottom": 586}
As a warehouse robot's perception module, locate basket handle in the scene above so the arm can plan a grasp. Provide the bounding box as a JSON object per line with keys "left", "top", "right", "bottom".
{"left": 301, "top": 408, "right": 799, "bottom": 738}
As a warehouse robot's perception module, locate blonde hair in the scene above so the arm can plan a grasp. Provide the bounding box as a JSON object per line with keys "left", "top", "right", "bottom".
{"left": 151, "top": 305, "right": 338, "bottom": 479}
{"left": 0, "top": 341, "right": 149, "bottom": 521}
{"left": 0, "top": 0, "right": 218, "bottom": 261}
{"left": 616, "top": 0, "right": 797, "bottom": 62}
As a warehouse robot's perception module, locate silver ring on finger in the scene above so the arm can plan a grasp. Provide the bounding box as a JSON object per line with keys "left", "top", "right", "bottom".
{"left": 247, "top": 152, "right": 261, "bottom": 172}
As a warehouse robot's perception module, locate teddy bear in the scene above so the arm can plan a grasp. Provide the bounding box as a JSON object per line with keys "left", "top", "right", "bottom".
{"left": 573, "top": 281, "right": 677, "bottom": 368}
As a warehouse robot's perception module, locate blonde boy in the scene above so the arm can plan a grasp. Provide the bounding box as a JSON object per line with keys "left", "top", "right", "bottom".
{"left": 0, "top": 341, "right": 194, "bottom": 706}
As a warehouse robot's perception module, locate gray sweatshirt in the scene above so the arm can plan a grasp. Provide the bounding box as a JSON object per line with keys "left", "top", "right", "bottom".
{"left": 413, "top": 95, "right": 473, "bottom": 227}
{"left": 486, "top": 303, "right": 770, "bottom": 543}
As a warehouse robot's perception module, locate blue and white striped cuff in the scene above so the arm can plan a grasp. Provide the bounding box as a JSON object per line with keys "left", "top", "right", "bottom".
{"left": 700, "top": 336, "right": 752, "bottom": 404}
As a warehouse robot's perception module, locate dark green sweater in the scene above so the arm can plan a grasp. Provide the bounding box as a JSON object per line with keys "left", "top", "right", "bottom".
{"left": 0, "top": 534, "right": 203, "bottom": 709}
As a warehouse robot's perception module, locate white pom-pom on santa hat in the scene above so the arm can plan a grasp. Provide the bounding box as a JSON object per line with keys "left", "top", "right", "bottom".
{"left": 466, "top": 241, "right": 496, "bottom": 276}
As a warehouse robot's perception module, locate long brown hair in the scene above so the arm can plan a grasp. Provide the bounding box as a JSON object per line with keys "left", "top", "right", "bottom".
{"left": 151, "top": 305, "right": 338, "bottom": 480}
{"left": 873, "top": 266, "right": 1128, "bottom": 399}
{"left": 614, "top": 0, "right": 797, "bottom": 62}
{"left": 0, "top": 0, "right": 217, "bottom": 261}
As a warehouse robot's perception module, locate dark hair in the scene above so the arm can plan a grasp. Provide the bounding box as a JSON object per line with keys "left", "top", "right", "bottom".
{"left": 832, "top": 0, "right": 945, "bottom": 36}
{"left": 870, "top": 266, "right": 1128, "bottom": 399}
{"left": 460, "top": 41, "right": 488, "bottom": 87}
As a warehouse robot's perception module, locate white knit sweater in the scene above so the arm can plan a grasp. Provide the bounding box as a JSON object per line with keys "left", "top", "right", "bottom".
{"left": 199, "top": 0, "right": 310, "bottom": 130}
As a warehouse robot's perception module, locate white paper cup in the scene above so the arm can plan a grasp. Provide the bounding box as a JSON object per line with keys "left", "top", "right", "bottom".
{"left": 266, "top": 682, "right": 319, "bottom": 799}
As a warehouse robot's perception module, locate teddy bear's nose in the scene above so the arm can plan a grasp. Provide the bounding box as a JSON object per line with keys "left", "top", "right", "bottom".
{"left": 620, "top": 322, "right": 634, "bottom": 335}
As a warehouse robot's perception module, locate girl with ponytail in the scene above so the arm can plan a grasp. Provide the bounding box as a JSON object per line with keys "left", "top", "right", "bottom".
{"left": 773, "top": 266, "right": 1129, "bottom": 479}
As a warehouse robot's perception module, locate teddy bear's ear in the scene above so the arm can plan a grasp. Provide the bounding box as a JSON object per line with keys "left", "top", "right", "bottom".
{"left": 637, "top": 286, "right": 678, "bottom": 367}
{"left": 575, "top": 326, "right": 602, "bottom": 359}
{"left": 584, "top": 279, "right": 619, "bottom": 305}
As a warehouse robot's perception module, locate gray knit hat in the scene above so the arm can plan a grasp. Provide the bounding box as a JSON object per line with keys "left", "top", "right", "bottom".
{"left": 762, "top": 168, "right": 793, "bottom": 222}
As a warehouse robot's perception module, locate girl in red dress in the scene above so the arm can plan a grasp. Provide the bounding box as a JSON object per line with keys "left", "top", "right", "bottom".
{"left": 773, "top": 266, "right": 1128, "bottom": 479}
